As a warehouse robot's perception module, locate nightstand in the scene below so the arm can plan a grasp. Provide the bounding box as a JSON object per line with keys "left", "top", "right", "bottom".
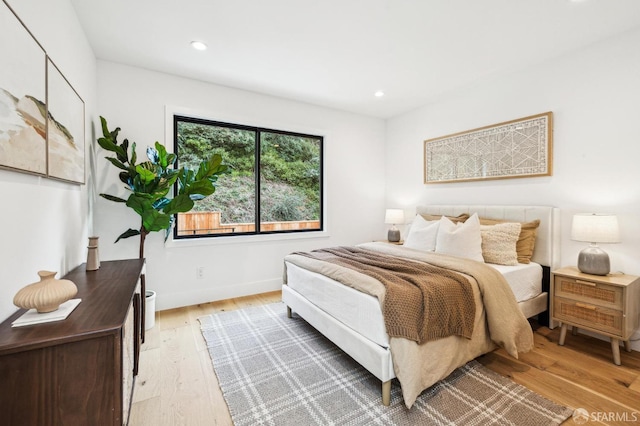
{"left": 551, "top": 266, "right": 640, "bottom": 365}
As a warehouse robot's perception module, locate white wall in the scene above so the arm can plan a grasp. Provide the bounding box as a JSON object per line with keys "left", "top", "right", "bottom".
{"left": 0, "top": 0, "right": 97, "bottom": 321}
{"left": 386, "top": 28, "right": 640, "bottom": 348}
{"left": 95, "top": 61, "right": 386, "bottom": 310}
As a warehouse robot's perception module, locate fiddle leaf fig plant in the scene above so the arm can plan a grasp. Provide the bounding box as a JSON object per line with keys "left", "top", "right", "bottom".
{"left": 98, "top": 116, "right": 228, "bottom": 259}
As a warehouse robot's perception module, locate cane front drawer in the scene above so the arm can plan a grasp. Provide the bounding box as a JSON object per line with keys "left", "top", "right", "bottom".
{"left": 553, "top": 296, "right": 623, "bottom": 336}
{"left": 554, "top": 275, "right": 623, "bottom": 310}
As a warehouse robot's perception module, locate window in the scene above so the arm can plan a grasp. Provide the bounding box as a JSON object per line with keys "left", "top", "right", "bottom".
{"left": 174, "top": 115, "right": 323, "bottom": 238}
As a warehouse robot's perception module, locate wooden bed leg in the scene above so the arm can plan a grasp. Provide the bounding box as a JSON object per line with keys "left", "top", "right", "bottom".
{"left": 286, "top": 306, "right": 292, "bottom": 318}
{"left": 381, "top": 380, "right": 391, "bottom": 406}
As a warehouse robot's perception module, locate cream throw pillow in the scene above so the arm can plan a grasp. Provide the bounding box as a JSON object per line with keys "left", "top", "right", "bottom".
{"left": 435, "top": 213, "right": 484, "bottom": 262}
{"left": 479, "top": 217, "right": 540, "bottom": 264}
{"left": 403, "top": 215, "right": 439, "bottom": 251}
{"left": 480, "top": 222, "right": 521, "bottom": 265}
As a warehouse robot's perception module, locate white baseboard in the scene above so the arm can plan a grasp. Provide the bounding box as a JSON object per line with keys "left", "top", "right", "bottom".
{"left": 154, "top": 277, "right": 282, "bottom": 311}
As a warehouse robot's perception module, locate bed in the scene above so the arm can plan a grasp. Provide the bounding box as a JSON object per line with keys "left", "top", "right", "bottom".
{"left": 282, "top": 205, "right": 559, "bottom": 408}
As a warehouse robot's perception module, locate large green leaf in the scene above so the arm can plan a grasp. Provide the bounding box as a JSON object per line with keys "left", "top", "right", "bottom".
{"left": 136, "top": 165, "right": 156, "bottom": 184}
{"left": 97, "top": 136, "right": 118, "bottom": 153}
{"left": 131, "top": 192, "right": 155, "bottom": 200}
{"left": 142, "top": 209, "right": 171, "bottom": 232}
{"left": 164, "top": 193, "right": 194, "bottom": 215}
{"left": 119, "top": 171, "right": 131, "bottom": 185}
{"left": 118, "top": 139, "right": 130, "bottom": 163}
{"left": 125, "top": 194, "right": 152, "bottom": 216}
{"left": 154, "top": 142, "right": 170, "bottom": 169}
{"left": 100, "top": 193, "right": 127, "bottom": 203}
{"left": 195, "top": 154, "right": 224, "bottom": 180}
{"left": 185, "top": 179, "right": 215, "bottom": 197}
{"left": 114, "top": 228, "right": 140, "bottom": 243}
{"left": 105, "top": 157, "right": 127, "bottom": 170}
{"left": 100, "top": 116, "right": 110, "bottom": 138}
{"left": 131, "top": 141, "right": 137, "bottom": 165}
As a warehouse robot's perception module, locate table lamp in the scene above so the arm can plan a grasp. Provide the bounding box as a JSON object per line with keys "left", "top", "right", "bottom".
{"left": 385, "top": 209, "right": 404, "bottom": 242}
{"left": 571, "top": 213, "right": 620, "bottom": 275}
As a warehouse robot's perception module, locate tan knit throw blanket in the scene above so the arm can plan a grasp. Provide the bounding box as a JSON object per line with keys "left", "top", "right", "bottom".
{"left": 294, "top": 246, "right": 476, "bottom": 344}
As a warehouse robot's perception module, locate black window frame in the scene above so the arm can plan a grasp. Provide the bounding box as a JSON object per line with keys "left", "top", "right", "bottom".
{"left": 173, "top": 114, "right": 324, "bottom": 240}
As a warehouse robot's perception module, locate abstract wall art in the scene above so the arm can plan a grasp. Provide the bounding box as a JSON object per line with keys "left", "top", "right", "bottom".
{"left": 424, "top": 112, "right": 553, "bottom": 184}
{"left": 0, "top": 0, "right": 47, "bottom": 176}
{"left": 47, "top": 59, "right": 85, "bottom": 184}
{"left": 0, "top": 0, "right": 85, "bottom": 184}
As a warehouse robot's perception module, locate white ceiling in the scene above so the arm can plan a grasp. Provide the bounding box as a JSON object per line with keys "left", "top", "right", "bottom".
{"left": 70, "top": 0, "right": 640, "bottom": 119}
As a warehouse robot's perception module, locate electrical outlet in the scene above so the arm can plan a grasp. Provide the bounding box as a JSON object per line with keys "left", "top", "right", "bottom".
{"left": 196, "top": 266, "right": 205, "bottom": 279}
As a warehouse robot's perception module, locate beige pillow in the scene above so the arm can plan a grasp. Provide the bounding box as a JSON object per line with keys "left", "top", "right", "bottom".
{"left": 479, "top": 218, "right": 541, "bottom": 264}
{"left": 420, "top": 213, "right": 469, "bottom": 224}
{"left": 435, "top": 213, "right": 484, "bottom": 262}
{"left": 480, "top": 223, "right": 521, "bottom": 265}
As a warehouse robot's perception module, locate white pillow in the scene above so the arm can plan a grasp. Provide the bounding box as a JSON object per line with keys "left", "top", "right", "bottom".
{"left": 403, "top": 215, "right": 439, "bottom": 251}
{"left": 480, "top": 222, "right": 521, "bottom": 265}
{"left": 435, "top": 213, "right": 484, "bottom": 262}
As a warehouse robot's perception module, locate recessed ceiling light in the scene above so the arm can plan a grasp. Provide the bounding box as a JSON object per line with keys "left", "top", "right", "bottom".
{"left": 374, "top": 90, "right": 385, "bottom": 97}
{"left": 190, "top": 41, "right": 208, "bottom": 51}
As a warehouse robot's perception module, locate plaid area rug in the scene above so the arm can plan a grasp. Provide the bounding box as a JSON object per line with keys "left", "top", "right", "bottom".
{"left": 199, "top": 302, "right": 573, "bottom": 426}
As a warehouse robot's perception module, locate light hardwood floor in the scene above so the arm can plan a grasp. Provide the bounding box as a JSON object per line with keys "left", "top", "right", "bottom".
{"left": 129, "top": 291, "right": 640, "bottom": 426}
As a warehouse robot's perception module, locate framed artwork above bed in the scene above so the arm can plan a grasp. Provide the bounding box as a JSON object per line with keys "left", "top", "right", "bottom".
{"left": 424, "top": 112, "right": 553, "bottom": 184}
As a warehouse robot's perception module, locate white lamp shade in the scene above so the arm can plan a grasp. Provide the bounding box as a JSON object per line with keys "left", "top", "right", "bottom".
{"left": 571, "top": 213, "right": 620, "bottom": 243}
{"left": 385, "top": 209, "right": 405, "bottom": 225}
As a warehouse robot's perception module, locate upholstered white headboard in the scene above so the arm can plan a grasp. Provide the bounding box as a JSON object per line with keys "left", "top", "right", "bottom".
{"left": 416, "top": 205, "right": 560, "bottom": 268}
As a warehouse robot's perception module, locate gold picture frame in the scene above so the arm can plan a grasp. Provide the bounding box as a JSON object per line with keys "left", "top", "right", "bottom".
{"left": 47, "top": 58, "right": 85, "bottom": 184}
{"left": 424, "top": 112, "right": 553, "bottom": 184}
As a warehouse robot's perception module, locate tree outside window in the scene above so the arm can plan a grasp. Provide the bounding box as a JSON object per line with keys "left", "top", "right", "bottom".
{"left": 174, "top": 116, "right": 323, "bottom": 238}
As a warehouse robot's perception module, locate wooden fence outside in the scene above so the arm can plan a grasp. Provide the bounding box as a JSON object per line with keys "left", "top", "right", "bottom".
{"left": 176, "top": 211, "right": 320, "bottom": 236}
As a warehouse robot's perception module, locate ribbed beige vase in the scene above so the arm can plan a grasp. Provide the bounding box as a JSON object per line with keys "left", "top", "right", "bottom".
{"left": 13, "top": 271, "right": 78, "bottom": 313}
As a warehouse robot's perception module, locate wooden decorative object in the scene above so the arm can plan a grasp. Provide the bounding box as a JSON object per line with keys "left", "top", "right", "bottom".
{"left": 86, "top": 236, "right": 100, "bottom": 271}
{"left": 13, "top": 270, "right": 77, "bottom": 313}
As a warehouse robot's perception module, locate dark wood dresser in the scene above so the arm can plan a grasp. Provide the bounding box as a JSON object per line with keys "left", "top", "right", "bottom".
{"left": 0, "top": 259, "right": 145, "bottom": 425}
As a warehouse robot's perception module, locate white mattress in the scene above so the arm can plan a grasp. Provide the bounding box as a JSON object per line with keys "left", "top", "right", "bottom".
{"left": 488, "top": 262, "right": 542, "bottom": 303}
{"left": 286, "top": 262, "right": 390, "bottom": 348}
{"left": 285, "top": 259, "right": 543, "bottom": 350}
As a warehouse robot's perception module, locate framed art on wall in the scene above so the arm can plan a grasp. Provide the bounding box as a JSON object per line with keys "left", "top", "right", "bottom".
{"left": 424, "top": 112, "right": 553, "bottom": 184}
{"left": 46, "top": 58, "right": 85, "bottom": 184}
{"left": 0, "top": 0, "right": 47, "bottom": 176}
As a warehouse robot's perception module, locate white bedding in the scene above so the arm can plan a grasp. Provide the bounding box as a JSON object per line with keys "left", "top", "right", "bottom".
{"left": 285, "top": 254, "right": 542, "bottom": 350}
{"left": 488, "top": 262, "right": 542, "bottom": 302}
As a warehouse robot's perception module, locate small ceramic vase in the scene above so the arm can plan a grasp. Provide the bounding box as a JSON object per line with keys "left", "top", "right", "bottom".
{"left": 13, "top": 271, "right": 78, "bottom": 313}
